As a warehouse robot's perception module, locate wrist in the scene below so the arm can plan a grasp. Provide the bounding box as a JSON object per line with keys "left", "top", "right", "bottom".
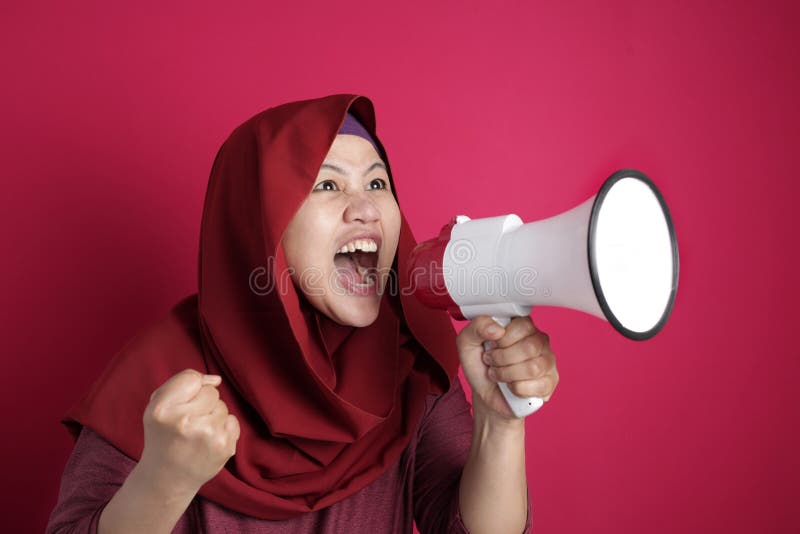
{"left": 99, "top": 457, "right": 199, "bottom": 534}
{"left": 131, "top": 458, "right": 202, "bottom": 503}
{"left": 472, "top": 402, "right": 525, "bottom": 439}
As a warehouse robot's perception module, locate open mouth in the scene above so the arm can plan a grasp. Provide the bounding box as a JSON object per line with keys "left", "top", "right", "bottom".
{"left": 333, "top": 242, "right": 380, "bottom": 288}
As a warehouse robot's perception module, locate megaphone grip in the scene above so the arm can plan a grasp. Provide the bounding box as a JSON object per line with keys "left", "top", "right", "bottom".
{"left": 487, "top": 316, "right": 545, "bottom": 418}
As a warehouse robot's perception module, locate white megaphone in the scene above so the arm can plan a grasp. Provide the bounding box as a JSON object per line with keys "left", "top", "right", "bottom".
{"left": 408, "top": 169, "right": 679, "bottom": 418}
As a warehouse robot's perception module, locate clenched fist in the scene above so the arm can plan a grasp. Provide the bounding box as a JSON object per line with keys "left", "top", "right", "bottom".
{"left": 139, "top": 369, "right": 240, "bottom": 494}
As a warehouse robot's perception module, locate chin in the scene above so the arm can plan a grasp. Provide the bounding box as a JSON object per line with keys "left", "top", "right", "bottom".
{"left": 329, "top": 300, "right": 380, "bottom": 327}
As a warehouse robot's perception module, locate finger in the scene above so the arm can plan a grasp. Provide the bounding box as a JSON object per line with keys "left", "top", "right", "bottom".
{"left": 485, "top": 331, "right": 550, "bottom": 367}
{"left": 494, "top": 316, "right": 539, "bottom": 349}
{"left": 202, "top": 374, "right": 222, "bottom": 387}
{"left": 225, "top": 414, "right": 241, "bottom": 455}
{"left": 226, "top": 413, "right": 240, "bottom": 440}
{"left": 209, "top": 399, "right": 229, "bottom": 422}
{"left": 456, "top": 316, "right": 506, "bottom": 352}
{"left": 487, "top": 353, "right": 554, "bottom": 383}
{"left": 507, "top": 373, "right": 558, "bottom": 400}
{"left": 192, "top": 399, "right": 229, "bottom": 431}
{"left": 182, "top": 384, "right": 221, "bottom": 415}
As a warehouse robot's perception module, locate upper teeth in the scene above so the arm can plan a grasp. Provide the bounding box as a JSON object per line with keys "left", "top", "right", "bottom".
{"left": 338, "top": 238, "right": 378, "bottom": 254}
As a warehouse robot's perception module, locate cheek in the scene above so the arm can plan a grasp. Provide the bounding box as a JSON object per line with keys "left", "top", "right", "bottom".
{"left": 384, "top": 202, "right": 402, "bottom": 245}
{"left": 375, "top": 201, "right": 401, "bottom": 268}
{"left": 284, "top": 206, "right": 333, "bottom": 271}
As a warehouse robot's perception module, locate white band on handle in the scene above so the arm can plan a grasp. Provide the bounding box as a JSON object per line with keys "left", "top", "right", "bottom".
{"left": 486, "top": 316, "right": 544, "bottom": 418}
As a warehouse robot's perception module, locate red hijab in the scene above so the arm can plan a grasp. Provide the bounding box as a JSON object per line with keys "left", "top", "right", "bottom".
{"left": 64, "top": 94, "right": 461, "bottom": 519}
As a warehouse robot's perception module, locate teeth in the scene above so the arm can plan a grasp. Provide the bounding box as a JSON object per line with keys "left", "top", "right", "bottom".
{"left": 337, "top": 238, "right": 378, "bottom": 254}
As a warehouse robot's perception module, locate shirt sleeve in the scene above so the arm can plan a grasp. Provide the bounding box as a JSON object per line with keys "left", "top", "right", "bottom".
{"left": 412, "top": 378, "right": 532, "bottom": 534}
{"left": 46, "top": 427, "right": 195, "bottom": 534}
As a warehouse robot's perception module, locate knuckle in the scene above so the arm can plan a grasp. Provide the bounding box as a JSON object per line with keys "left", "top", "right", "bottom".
{"left": 198, "top": 423, "right": 216, "bottom": 441}
{"left": 176, "top": 369, "right": 200, "bottom": 385}
{"left": 149, "top": 403, "right": 170, "bottom": 423}
{"left": 527, "top": 358, "right": 542, "bottom": 377}
{"left": 474, "top": 320, "right": 487, "bottom": 339}
{"left": 487, "top": 348, "right": 501, "bottom": 366}
{"left": 211, "top": 432, "right": 227, "bottom": 450}
{"left": 522, "top": 336, "right": 540, "bottom": 357}
{"left": 227, "top": 415, "right": 241, "bottom": 438}
{"left": 493, "top": 366, "right": 508, "bottom": 382}
{"left": 525, "top": 319, "right": 537, "bottom": 335}
{"left": 185, "top": 369, "right": 204, "bottom": 383}
{"left": 177, "top": 414, "right": 193, "bottom": 435}
{"left": 516, "top": 317, "right": 536, "bottom": 335}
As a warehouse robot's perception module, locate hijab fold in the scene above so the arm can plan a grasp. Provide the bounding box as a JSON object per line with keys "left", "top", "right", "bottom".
{"left": 64, "top": 94, "right": 460, "bottom": 519}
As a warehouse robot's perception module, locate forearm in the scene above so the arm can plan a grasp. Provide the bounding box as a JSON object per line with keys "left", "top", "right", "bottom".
{"left": 98, "top": 462, "right": 197, "bottom": 534}
{"left": 458, "top": 407, "right": 528, "bottom": 534}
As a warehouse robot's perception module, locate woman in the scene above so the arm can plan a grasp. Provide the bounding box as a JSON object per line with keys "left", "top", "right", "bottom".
{"left": 47, "top": 94, "right": 559, "bottom": 533}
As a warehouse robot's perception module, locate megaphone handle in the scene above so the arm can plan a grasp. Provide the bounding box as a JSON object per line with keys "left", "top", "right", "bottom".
{"left": 486, "top": 316, "right": 545, "bottom": 418}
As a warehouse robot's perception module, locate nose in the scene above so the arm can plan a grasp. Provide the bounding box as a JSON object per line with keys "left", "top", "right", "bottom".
{"left": 343, "top": 191, "right": 380, "bottom": 223}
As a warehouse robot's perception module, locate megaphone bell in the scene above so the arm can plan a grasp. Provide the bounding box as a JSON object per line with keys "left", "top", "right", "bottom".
{"left": 408, "top": 169, "right": 679, "bottom": 418}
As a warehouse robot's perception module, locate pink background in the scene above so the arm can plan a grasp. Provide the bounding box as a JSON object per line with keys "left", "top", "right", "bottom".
{"left": 2, "top": 1, "right": 798, "bottom": 532}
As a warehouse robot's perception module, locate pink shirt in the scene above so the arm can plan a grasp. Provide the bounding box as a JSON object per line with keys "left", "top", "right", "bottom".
{"left": 47, "top": 379, "right": 532, "bottom": 533}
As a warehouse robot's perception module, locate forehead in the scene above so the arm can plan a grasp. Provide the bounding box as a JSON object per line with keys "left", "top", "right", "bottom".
{"left": 325, "top": 134, "right": 382, "bottom": 164}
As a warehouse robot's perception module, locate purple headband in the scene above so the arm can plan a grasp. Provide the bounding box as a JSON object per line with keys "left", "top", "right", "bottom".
{"left": 338, "top": 112, "right": 380, "bottom": 155}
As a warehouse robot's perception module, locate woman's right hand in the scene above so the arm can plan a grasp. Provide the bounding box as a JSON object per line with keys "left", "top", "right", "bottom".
{"left": 139, "top": 368, "right": 240, "bottom": 495}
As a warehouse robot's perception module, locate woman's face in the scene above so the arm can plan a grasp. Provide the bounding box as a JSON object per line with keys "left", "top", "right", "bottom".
{"left": 282, "top": 134, "right": 401, "bottom": 327}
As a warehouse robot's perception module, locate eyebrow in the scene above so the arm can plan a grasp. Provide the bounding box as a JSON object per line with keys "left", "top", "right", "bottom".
{"left": 320, "top": 161, "right": 386, "bottom": 177}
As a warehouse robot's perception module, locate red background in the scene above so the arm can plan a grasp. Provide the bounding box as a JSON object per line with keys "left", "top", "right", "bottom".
{"left": 2, "top": 1, "right": 798, "bottom": 532}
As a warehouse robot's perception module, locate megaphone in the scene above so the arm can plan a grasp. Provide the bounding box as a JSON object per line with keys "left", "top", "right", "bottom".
{"left": 408, "top": 169, "right": 679, "bottom": 418}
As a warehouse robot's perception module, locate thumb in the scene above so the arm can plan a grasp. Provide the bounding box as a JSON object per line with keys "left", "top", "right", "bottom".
{"left": 151, "top": 369, "right": 220, "bottom": 406}
{"left": 457, "top": 316, "right": 506, "bottom": 395}
{"left": 457, "top": 316, "right": 505, "bottom": 353}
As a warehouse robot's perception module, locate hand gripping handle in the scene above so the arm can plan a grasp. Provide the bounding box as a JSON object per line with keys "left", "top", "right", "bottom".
{"left": 486, "top": 316, "right": 544, "bottom": 418}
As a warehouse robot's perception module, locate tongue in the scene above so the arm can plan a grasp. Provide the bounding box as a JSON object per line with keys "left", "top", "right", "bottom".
{"left": 334, "top": 253, "right": 364, "bottom": 284}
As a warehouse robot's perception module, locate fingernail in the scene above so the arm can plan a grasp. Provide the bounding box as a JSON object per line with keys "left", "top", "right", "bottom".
{"left": 487, "top": 325, "right": 499, "bottom": 335}
{"left": 482, "top": 352, "right": 492, "bottom": 365}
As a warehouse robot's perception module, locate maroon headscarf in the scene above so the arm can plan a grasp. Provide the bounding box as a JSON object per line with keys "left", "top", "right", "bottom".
{"left": 64, "top": 94, "right": 460, "bottom": 519}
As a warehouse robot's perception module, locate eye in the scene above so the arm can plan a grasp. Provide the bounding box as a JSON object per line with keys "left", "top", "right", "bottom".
{"left": 313, "top": 180, "right": 338, "bottom": 192}
{"left": 368, "top": 178, "right": 388, "bottom": 190}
